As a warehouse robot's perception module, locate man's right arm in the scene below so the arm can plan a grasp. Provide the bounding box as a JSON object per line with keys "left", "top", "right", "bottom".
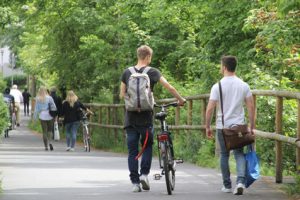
{"left": 159, "top": 76, "right": 185, "bottom": 105}
{"left": 245, "top": 95, "right": 255, "bottom": 134}
{"left": 119, "top": 82, "right": 126, "bottom": 99}
{"left": 205, "top": 100, "right": 217, "bottom": 139}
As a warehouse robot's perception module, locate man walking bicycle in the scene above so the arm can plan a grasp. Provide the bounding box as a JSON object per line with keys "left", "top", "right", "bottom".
{"left": 120, "top": 45, "right": 185, "bottom": 192}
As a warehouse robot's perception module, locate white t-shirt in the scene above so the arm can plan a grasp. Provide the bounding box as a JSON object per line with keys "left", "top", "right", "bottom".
{"left": 209, "top": 76, "right": 252, "bottom": 129}
{"left": 10, "top": 89, "right": 23, "bottom": 103}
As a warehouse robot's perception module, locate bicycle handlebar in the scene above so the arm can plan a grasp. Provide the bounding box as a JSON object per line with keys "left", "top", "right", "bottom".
{"left": 154, "top": 102, "right": 178, "bottom": 109}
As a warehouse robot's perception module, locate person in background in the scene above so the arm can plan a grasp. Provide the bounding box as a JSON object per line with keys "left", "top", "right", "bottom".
{"left": 3, "top": 88, "right": 15, "bottom": 130}
{"left": 22, "top": 88, "right": 31, "bottom": 116}
{"left": 10, "top": 84, "right": 23, "bottom": 126}
{"left": 61, "top": 90, "right": 89, "bottom": 152}
{"left": 50, "top": 87, "right": 63, "bottom": 139}
{"left": 50, "top": 87, "right": 63, "bottom": 117}
{"left": 33, "top": 86, "right": 57, "bottom": 151}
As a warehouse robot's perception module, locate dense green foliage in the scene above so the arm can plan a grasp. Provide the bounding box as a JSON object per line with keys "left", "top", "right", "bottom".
{"left": 0, "top": 93, "right": 9, "bottom": 135}
{"left": 1, "top": 0, "right": 299, "bottom": 193}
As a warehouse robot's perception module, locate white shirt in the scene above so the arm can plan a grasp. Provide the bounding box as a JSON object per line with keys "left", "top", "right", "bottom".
{"left": 209, "top": 76, "right": 252, "bottom": 129}
{"left": 10, "top": 89, "right": 23, "bottom": 103}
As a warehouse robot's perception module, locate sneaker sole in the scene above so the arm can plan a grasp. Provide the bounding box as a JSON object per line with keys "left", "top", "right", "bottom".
{"left": 132, "top": 185, "right": 141, "bottom": 192}
{"left": 235, "top": 187, "right": 243, "bottom": 195}
{"left": 140, "top": 180, "right": 150, "bottom": 190}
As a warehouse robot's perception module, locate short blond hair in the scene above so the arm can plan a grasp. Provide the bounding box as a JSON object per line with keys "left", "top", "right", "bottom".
{"left": 137, "top": 45, "right": 153, "bottom": 60}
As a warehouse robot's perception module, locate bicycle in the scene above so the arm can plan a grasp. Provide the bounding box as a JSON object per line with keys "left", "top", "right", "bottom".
{"left": 153, "top": 102, "right": 183, "bottom": 195}
{"left": 4, "top": 108, "right": 16, "bottom": 138}
{"left": 79, "top": 109, "right": 92, "bottom": 152}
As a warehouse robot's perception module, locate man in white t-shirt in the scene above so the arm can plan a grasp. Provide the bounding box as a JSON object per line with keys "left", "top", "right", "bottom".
{"left": 10, "top": 84, "right": 23, "bottom": 126}
{"left": 205, "top": 56, "right": 255, "bottom": 195}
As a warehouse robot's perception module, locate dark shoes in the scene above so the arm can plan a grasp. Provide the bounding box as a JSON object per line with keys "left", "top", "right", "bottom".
{"left": 49, "top": 144, "right": 54, "bottom": 151}
{"left": 17, "top": 123, "right": 20, "bottom": 127}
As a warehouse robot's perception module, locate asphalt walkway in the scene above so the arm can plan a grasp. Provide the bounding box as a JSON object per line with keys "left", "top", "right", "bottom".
{"left": 0, "top": 115, "right": 289, "bottom": 200}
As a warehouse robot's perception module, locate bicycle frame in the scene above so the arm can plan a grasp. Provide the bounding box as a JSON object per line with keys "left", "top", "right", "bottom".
{"left": 80, "top": 110, "right": 91, "bottom": 152}
{"left": 154, "top": 102, "right": 179, "bottom": 195}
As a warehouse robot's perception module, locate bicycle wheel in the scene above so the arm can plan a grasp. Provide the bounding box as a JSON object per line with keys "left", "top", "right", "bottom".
{"left": 83, "top": 126, "right": 91, "bottom": 152}
{"left": 11, "top": 113, "right": 16, "bottom": 130}
{"left": 162, "top": 141, "right": 175, "bottom": 195}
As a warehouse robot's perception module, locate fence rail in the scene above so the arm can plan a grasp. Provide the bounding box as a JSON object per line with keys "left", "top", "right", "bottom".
{"left": 85, "top": 90, "right": 300, "bottom": 183}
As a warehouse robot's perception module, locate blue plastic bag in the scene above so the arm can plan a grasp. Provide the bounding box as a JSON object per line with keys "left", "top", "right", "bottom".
{"left": 245, "top": 145, "right": 260, "bottom": 188}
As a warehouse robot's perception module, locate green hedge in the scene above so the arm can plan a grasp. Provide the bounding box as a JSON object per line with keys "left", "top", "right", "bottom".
{"left": 0, "top": 94, "right": 9, "bottom": 135}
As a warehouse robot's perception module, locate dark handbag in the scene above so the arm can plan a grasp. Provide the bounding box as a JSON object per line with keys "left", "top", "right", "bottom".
{"left": 48, "top": 102, "right": 57, "bottom": 117}
{"left": 245, "top": 145, "right": 260, "bottom": 188}
{"left": 219, "top": 82, "right": 254, "bottom": 151}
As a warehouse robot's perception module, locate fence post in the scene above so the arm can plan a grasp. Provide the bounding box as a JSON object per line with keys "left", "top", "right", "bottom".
{"left": 187, "top": 100, "right": 193, "bottom": 125}
{"left": 98, "top": 107, "right": 102, "bottom": 124}
{"left": 297, "top": 99, "right": 300, "bottom": 173}
{"left": 253, "top": 95, "right": 257, "bottom": 150}
{"left": 113, "top": 107, "right": 117, "bottom": 145}
{"left": 253, "top": 95, "right": 257, "bottom": 124}
{"left": 275, "top": 97, "right": 283, "bottom": 183}
{"left": 107, "top": 106, "right": 111, "bottom": 136}
{"left": 175, "top": 106, "right": 180, "bottom": 135}
{"left": 202, "top": 99, "right": 207, "bottom": 137}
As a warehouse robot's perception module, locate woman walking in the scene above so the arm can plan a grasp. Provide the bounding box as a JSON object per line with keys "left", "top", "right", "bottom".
{"left": 62, "top": 90, "right": 88, "bottom": 151}
{"left": 34, "top": 87, "right": 57, "bottom": 151}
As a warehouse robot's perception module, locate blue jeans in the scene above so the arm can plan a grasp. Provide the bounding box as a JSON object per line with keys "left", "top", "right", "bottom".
{"left": 217, "top": 129, "right": 246, "bottom": 189}
{"left": 126, "top": 126, "right": 154, "bottom": 184}
{"left": 65, "top": 121, "right": 80, "bottom": 148}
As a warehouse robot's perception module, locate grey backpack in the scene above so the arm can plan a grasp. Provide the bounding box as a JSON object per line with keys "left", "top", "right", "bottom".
{"left": 125, "top": 66, "right": 154, "bottom": 112}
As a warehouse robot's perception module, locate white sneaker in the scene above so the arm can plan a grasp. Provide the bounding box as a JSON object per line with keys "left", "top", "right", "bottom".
{"left": 132, "top": 184, "right": 141, "bottom": 192}
{"left": 221, "top": 186, "right": 232, "bottom": 193}
{"left": 233, "top": 183, "right": 245, "bottom": 195}
{"left": 140, "top": 174, "right": 150, "bottom": 190}
{"left": 70, "top": 148, "right": 75, "bottom": 152}
{"left": 66, "top": 147, "right": 71, "bottom": 151}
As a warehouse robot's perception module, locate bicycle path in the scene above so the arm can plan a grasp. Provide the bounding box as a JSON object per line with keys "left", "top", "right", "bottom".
{"left": 0, "top": 115, "right": 289, "bottom": 200}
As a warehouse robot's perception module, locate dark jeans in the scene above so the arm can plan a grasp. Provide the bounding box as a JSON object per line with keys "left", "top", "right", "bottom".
{"left": 126, "top": 126, "right": 154, "bottom": 184}
{"left": 24, "top": 102, "right": 30, "bottom": 115}
{"left": 40, "top": 119, "right": 54, "bottom": 148}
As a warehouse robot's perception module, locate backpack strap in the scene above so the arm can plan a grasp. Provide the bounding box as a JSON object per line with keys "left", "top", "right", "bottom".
{"left": 128, "top": 67, "right": 136, "bottom": 74}
{"left": 142, "top": 66, "right": 151, "bottom": 74}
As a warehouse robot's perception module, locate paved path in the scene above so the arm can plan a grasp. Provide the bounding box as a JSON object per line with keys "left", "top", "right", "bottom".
{"left": 0, "top": 116, "right": 289, "bottom": 200}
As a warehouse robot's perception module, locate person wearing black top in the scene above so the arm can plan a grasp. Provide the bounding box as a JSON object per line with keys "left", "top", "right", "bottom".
{"left": 120, "top": 45, "right": 186, "bottom": 192}
{"left": 22, "top": 88, "right": 31, "bottom": 116}
{"left": 50, "top": 87, "right": 63, "bottom": 117}
{"left": 61, "top": 90, "right": 87, "bottom": 151}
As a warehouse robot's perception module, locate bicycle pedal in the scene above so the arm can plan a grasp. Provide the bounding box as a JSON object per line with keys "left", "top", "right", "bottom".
{"left": 175, "top": 159, "right": 184, "bottom": 164}
{"left": 153, "top": 174, "right": 162, "bottom": 180}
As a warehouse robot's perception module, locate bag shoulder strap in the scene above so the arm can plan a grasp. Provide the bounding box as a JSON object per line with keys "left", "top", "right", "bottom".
{"left": 142, "top": 66, "right": 151, "bottom": 74}
{"left": 218, "top": 81, "right": 225, "bottom": 127}
{"left": 128, "top": 67, "right": 136, "bottom": 74}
